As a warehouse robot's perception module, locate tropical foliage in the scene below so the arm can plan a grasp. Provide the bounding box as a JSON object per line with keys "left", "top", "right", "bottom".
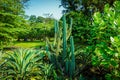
{"left": 0, "top": 0, "right": 30, "bottom": 48}
{"left": 0, "top": 0, "right": 120, "bottom": 80}
{"left": 0, "top": 49, "right": 45, "bottom": 80}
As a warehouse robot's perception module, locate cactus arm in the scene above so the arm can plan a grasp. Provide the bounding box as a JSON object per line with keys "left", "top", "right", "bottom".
{"left": 70, "top": 36, "right": 75, "bottom": 76}
{"left": 67, "top": 18, "right": 73, "bottom": 40}
{"left": 54, "top": 20, "right": 57, "bottom": 46}
{"left": 70, "top": 36, "right": 74, "bottom": 55}
{"left": 62, "top": 15, "right": 67, "bottom": 60}
{"left": 70, "top": 18, "right": 73, "bottom": 29}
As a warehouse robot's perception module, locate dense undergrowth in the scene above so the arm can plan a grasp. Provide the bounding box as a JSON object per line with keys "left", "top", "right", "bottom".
{"left": 0, "top": 1, "right": 120, "bottom": 80}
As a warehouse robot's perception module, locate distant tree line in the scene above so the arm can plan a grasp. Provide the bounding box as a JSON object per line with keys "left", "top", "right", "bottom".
{"left": 0, "top": 0, "right": 54, "bottom": 48}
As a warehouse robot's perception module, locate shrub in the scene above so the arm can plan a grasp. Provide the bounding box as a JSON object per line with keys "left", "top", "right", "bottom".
{"left": 1, "top": 49, "right": 45, "bottom": 80}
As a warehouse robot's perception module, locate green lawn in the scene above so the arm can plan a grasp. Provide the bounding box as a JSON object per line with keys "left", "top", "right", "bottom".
{"left": 13, "top": 41, "right": 45, "bottom": 48}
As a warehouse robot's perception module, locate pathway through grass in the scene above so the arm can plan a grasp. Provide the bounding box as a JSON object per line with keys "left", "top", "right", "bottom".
{"left": 13, "top": 41, "right": 45, "bottom": 48}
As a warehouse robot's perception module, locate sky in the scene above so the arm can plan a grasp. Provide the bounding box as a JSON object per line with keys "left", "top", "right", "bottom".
{"left": 25, "top": 0, "right": 64, "bottom": 20}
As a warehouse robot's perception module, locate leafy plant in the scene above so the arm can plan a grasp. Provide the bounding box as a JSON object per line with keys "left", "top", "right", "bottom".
{"left": 1, "top": 49, "right": 44, "bottom": 80}
{"left": 105, "top": 36, "right": 120, "bottom": 79}
{"left": 90, "top": 1, "right": 120, "bottom": 80}
{"left": 39, "top": 63, "right": 54, "bottom": 80}
{"left": 0, "top": 51, "right": 7, "bottom": 79}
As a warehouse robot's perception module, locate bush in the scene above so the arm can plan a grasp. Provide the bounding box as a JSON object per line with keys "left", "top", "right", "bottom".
{"left": 0, "top": 49, "right": 45, "bottom": 80}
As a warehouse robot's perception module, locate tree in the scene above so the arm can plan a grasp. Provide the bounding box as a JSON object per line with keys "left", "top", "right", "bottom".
{"left": 60, "top": 0, "right": 118, "bottom": 44}
{"left": 36, "top": 16, "right": 44, "bottom": 23}
{"left": 0, "top": 0, "right": 29, "bottom": 48}
{"left": 27, "top": 15, "right": 54, "bottom": 41}
{"left": 29, "top": 15, "right": 37, "bottom": 23}
{"left": 60, "top": 0, "right": 117, "bottom": 15}
{"left": 0, "top": 0, "right": 29, "bottom": 15}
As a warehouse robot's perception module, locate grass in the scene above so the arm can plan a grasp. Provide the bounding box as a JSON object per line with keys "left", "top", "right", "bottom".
{"left": 2, "top": 38, "right": 53, "bottom": 51}
{"left": 13, "top": 41, "right": 45, "bottom": 48}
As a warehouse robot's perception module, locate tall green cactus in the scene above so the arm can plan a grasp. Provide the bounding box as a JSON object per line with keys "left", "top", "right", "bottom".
{"left": 46, "top": 15, "right": 75, "bottom": 78}
{"left": 62, "top": 15, "right": 67, "bottom": 60}
{"left": 70, "top": 36, "right": 75, "bottom": 76}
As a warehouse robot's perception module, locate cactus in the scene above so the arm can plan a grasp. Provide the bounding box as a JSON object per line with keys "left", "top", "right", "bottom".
{"left": 70, "top": 36, "right": 75, "bottom": 76}
{"left": 46, "top": 15, "right": 75, "bottom": 78}
{"left": 62, "top": 15, "right": 67, "bottom": 60}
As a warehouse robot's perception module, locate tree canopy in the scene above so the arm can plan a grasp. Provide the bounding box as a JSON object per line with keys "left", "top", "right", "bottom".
{"left": 0, "top": 0, "right": 29, "bottom": 15}
{"left": 0, "top": 0, "right": 30, "bottom": 48}
{"left": 60, "top": 0, "right": 117, "bottom": 15}
{"left": 60, "top": 0, "right": 119, "bottom": 44}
